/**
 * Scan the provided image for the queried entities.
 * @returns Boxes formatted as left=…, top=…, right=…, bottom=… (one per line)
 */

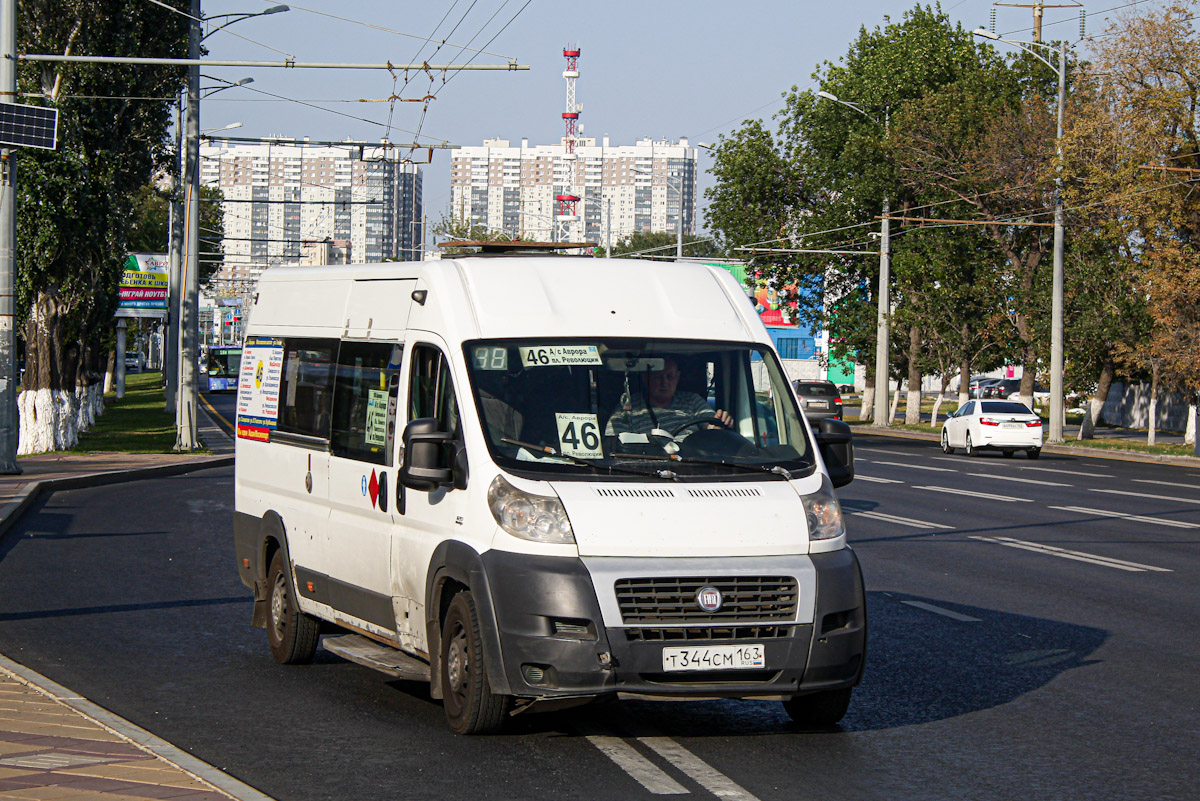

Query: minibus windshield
left=464, top=338, right=816, bottom=479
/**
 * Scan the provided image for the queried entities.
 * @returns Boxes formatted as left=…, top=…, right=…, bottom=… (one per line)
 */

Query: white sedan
left=941, top=399, right=1043, bottom=459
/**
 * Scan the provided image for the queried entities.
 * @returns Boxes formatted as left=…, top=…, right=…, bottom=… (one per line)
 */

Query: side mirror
left=398, top=418, right=455, bottom=491
left=814, top=418, right=854, bottom=488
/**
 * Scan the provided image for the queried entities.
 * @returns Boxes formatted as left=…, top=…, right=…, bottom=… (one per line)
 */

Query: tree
left=16, top=2, right=186, bottom=453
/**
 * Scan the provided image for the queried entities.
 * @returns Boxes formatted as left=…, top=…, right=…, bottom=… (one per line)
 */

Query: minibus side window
left=277, top=338, right=337, bottom=439
left=330, top=342, right=401, bottom=465
left=409, top=344, right=460, bottom=464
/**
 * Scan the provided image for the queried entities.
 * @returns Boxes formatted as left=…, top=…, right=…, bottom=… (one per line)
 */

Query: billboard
left=117, top=253, right=169, bottom=318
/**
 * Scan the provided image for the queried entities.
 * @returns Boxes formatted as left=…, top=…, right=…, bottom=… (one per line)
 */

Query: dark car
left=983, top=378, right=1022, bottom=398
left=969, top=377, right=1002, bottom=398
left=792, top=379, right=843, bottom=421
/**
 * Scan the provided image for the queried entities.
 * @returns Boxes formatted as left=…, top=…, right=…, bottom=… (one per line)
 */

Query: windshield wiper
left=612, top=452, right=795, bottom=479
left=499, top=438, right=675, bottom=479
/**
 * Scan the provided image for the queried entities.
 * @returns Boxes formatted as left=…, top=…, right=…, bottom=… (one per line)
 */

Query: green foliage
left=16, top=1, right=187, bottom=386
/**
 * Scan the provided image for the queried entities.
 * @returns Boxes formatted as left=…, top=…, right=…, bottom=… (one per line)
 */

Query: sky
left=195, top=0, right=1140, bottom=242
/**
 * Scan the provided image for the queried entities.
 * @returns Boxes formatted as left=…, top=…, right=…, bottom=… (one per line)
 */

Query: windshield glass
left=208, top=348, right=242, bottom=378
left=463, top=338, right=816, bottom=479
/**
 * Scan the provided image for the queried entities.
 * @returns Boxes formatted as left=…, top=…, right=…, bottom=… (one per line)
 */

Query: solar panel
left=0, top=102, right=58, bottom=150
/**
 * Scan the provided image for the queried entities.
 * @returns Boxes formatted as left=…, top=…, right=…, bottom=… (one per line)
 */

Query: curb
left=850, top=425, right=1200, bottom=467
left=0, top=653, right=275, bottom=801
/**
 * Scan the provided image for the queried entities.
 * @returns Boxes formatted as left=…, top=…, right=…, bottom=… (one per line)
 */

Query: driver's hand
left=709, top=409, right=733, bottom=428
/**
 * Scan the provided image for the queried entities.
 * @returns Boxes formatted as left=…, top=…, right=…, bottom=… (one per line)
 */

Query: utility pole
left=1048, top=40, right=1066, bottom=443
left=175, top=0, right=200, bottom=451
left=165, top=94, right=182, bottom=413
left=0, top=0, right=20, bottom=473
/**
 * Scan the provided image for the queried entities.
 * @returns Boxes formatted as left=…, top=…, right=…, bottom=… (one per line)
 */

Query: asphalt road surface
left=0, top=435, right=1195, bottom=800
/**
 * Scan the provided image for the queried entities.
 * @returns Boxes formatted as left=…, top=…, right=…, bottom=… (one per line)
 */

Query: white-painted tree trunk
left=75, top=385, right=103, bottom=432
left=1185, top=404, right=1195, bottom=446
left=860, top=387, right=875, bottom=422
left=905, top=388, right=922, bottom=425
left=1079, top=395, right=1103, bottom=440
left=931, top=393, right=944, bottom=424
left=17, top=388, right=81, bottom=455
left=889, top=386, right=901, bottom=424
left=1147, top=394, right=1158, bottom=446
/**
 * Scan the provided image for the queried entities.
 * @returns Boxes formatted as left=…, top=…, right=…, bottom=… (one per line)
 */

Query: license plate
left=1002, top=422, right=1023, bottom=429
left=807, top=400, right=828, bottom=409
left=662, top=644, right=765, bottom=671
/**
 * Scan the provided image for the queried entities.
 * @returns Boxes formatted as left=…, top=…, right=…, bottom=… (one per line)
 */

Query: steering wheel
left=669, top=415, right=733, bottom=436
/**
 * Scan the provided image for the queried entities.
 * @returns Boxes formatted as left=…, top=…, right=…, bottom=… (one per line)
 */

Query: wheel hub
left=271, top=576, right=286, bottom=636
left=447, top=633, right=466, bottom=689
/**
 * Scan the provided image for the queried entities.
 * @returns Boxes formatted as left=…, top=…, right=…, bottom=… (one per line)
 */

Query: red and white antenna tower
left=556, top=46, right=581, bottom=232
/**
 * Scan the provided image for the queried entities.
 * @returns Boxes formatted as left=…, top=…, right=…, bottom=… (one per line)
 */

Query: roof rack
left=437, top=239, right=597, bottom=255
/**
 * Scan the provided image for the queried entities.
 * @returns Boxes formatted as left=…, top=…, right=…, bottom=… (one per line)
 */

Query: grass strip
left=68, top=371, right=196, bottom=454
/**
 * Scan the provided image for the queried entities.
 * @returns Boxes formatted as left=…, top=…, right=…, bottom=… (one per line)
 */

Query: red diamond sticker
left=368, top=469, right=379, bottom=508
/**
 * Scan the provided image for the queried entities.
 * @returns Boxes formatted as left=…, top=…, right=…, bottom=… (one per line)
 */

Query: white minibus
left=233, top=254, right=865, bottom=734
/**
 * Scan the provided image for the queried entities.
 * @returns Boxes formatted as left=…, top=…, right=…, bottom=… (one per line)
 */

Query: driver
left=605, top=356, right=733, bottom=438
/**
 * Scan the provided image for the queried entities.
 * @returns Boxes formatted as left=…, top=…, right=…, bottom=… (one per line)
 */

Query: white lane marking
left=901, top=600, right=981, bottom=622
left=966, top=472, right=1071, bottom=487
left=857, top=448, right=915, bottom=456
left=1050, top=506, right=1200, bottom=529
left=851, top=510, right=954, bottom=529
left=914, top=485, right=1033, bottom=503
left=871, top=460, right=955, bottom=472
left=639, top=737, right=761, bottom=801
left=970, top=535, right=1172, bottom=572
left=585, top=736, right=688, bottom=795
left=1133, top=479, right=1200, bottom=490
left=853, top=475, right=904, bottom=484
left=1091, top=488, right=1200, bottom=505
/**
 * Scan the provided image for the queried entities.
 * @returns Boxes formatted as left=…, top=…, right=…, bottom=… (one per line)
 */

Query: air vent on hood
left=593, top=488, right=677, bottom=499
left=686, top=488, right=764, bottom=498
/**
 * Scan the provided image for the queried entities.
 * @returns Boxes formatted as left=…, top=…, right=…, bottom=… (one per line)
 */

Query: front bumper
left=479, top=548, right=866, bottom=701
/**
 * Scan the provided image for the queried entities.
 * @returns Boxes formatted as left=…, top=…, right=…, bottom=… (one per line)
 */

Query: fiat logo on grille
left=696, top=586, right=723, bottom=613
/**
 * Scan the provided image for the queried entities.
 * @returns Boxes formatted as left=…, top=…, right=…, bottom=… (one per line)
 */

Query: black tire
left=965, top=432, right=976, bottom=456
left=1001, top=449, right=1014, bottom=458
left=1027, top=447, right=1041, bottom=460
left=266, top=550, right=320, bottom=665
left=782, top=688, right=853, bottom=728
left=441, top=592, right=511, bottom=734
left=940, top=430, right=952, bottom=454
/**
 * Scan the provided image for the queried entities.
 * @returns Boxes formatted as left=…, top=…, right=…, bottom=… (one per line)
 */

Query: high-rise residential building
left=199, top=141, right=423, bottom=289
left=449, top=136, right=697, bottom=246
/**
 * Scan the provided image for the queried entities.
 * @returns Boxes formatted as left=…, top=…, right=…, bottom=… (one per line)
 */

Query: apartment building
left=449, top=136, right=697, bottom=245
left=199, top=140, right=423, bottom=288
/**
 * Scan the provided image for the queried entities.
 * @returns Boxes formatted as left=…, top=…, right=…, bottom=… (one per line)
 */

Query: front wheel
left=266, top=550, right=320, bottom=665
left=1027, top=447, right=1041, bottom=460
left=940, top=430, right=953, bottom=454
left=441, top=592, right=511, bottom=734
left=782, top=688, right=853, bottom=728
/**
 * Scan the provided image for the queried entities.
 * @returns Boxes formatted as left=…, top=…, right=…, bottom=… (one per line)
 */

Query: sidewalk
left=0, top=406, right=270, bottom=801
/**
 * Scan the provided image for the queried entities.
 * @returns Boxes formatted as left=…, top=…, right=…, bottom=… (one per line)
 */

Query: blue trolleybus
left=206, top=346, right=243, bottom=392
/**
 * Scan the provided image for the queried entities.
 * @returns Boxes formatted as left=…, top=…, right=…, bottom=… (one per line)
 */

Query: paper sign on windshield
left=555, top=413, right=603, bottom=459
left=519, top=345, right=602, bottom=367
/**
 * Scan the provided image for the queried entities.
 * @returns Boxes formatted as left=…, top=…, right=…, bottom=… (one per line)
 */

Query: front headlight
left=803, top=475, right=845, bottom=541
left=487, top=475, right=576, bottom=545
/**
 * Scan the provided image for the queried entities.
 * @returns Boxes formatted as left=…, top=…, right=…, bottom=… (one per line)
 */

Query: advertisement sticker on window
left=237, top=336, right=284, bottom=441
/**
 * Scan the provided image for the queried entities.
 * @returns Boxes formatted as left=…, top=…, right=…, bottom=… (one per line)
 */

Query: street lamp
left=974, top=28, right=1068, bottom=444
left=816, top=90, right=892, bottom=426
left=632, top=167, right=685, bottom=259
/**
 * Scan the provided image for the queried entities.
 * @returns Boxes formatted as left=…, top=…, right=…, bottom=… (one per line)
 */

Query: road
left=0, top=415, right=1195, bottom=800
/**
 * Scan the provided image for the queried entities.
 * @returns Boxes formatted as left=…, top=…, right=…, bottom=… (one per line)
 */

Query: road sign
left=0, top=102, right=58, bottom=150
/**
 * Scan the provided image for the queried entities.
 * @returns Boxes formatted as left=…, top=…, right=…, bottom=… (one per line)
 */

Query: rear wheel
left=1001, top=449, right=1014, bottom=458
left=1027, top=448, right=1041, bottom=460
left=266, top=550, right=319, bottom=665
left=941, top=430, right=953, bottom=454
left=782, top=688, right=853, bottom=728
left=441, top=592, right=511, bottom=734
left=965, top=432, right=976, bottom=456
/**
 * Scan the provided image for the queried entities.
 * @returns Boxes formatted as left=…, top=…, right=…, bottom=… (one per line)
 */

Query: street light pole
left=0, top=0, right=18, bottom=472
left=175, top=0, right=200, bottom=451
left=974, top=29, right=1068, bottom=443
left=816, top=91, right=892, bottom=426
left=633, top=167, right=685, bottom=260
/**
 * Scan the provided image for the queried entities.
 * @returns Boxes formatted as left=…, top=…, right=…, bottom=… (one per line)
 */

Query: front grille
left=624, top=625, right=793, bottom=642
left=638, top=670, right=780, bottom=685
left=614, top=576, right=798, bottom=625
